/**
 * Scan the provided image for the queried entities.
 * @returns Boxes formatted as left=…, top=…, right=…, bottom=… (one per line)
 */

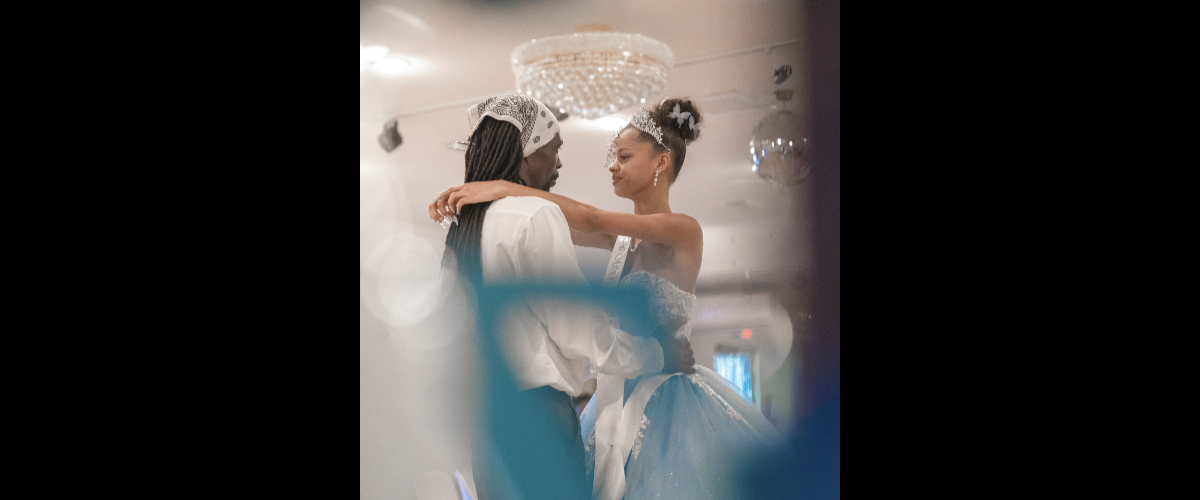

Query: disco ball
left=749, top=108, right=810, bottom=186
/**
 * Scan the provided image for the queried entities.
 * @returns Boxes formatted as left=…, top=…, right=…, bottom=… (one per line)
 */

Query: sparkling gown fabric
left=581, top=270, right=785, bottom=500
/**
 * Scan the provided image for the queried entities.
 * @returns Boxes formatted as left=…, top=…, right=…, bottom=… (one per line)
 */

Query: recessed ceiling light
left=373, top=57, right=411, bottom=74
left=360, top=45, right=389, bottom=64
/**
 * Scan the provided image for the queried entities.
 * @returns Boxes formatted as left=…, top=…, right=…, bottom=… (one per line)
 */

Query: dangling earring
left=654, top=169, right=660, bottom=186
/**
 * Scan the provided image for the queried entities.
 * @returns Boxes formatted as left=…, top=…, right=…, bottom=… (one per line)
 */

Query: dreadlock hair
left=443, top=116, right=526, bottom=285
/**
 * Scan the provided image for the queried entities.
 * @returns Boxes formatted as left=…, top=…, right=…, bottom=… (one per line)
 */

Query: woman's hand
left=427, top=180, right=516, bottom=223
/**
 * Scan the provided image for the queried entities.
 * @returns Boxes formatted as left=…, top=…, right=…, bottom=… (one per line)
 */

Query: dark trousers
left=472, top=385, right=590, bottom=500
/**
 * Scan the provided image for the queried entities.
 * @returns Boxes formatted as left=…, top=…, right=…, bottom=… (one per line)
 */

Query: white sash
left=592, top=235, right=630, bottom=500
left=591, top=236, right=682, bottom=500
left=602, top=236, right=632, bottom=288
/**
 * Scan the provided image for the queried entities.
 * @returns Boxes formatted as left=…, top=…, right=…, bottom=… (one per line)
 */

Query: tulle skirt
left=581, top=366, right=785, bottom=500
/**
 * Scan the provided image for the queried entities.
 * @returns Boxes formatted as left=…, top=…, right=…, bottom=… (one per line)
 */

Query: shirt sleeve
left=517, top=202, right=665, bottom=378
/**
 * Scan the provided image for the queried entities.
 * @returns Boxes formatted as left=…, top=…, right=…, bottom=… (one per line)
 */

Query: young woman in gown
left=430, top=98, right=783, bottom=500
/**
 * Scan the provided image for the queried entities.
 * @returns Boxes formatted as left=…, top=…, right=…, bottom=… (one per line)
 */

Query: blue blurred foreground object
left=471, top=283, right=660, bottom=500
left=734, top=394, right=839, bottom=499
left=735, top=0, right=842, bottom=495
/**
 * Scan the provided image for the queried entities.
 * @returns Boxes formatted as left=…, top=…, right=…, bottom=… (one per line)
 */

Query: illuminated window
left=713, top=350, right=754, bottom=403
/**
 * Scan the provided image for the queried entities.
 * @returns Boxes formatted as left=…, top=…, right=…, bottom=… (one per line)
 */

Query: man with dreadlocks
left=438, top=95, right=694, bottom=500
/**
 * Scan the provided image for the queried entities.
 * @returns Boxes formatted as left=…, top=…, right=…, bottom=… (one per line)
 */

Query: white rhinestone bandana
left=466, top=94, right=561, bottom=158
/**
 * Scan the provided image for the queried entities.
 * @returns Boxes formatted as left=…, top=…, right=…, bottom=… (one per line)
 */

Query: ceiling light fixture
left=372, top=57, right=411, bottom=74
left=360, top=45, right=390, bottom=64
left=512, top=27, right=673, bottom=119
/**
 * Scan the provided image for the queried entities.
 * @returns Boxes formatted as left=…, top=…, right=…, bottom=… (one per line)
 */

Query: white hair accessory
left=667, top=102, right=703, bottom=131
left=668, top=103, right=690, bottom=126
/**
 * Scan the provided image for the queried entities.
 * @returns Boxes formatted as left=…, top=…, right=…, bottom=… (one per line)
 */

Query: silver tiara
left=605, top=107, right=671, bottom=168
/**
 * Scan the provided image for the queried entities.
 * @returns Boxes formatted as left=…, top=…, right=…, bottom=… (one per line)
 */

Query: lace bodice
left=618, top=270, right=696, bottom=340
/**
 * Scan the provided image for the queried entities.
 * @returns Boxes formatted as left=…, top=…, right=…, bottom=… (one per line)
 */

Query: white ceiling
left=360, top=0, right=814, bottom=291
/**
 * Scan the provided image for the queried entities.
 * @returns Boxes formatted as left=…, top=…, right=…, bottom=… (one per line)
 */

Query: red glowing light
left=741, top=329, right=752, bottom=339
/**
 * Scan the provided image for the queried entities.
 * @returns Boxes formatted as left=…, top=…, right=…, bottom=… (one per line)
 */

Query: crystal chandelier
left=511, top=30, right=674, bottom=119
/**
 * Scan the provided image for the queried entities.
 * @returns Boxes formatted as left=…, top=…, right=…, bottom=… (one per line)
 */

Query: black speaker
left=378, top=119, right=402, bottom=152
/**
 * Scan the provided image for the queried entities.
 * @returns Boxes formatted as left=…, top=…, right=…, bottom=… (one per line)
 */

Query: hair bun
left=650, top=97, right=703, bottom=144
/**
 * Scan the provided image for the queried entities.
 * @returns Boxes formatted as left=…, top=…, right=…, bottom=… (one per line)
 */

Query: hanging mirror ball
left=749, top=109, right=810, bottom=186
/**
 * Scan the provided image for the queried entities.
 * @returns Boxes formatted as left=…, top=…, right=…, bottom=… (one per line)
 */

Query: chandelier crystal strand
left=512, top=32, right=674, bottom=119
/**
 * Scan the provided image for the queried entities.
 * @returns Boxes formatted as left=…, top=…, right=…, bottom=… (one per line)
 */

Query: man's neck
left=516, top=176, right=549, bottom=192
